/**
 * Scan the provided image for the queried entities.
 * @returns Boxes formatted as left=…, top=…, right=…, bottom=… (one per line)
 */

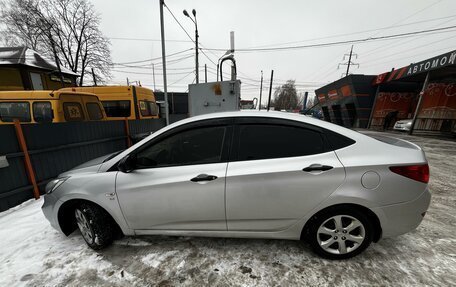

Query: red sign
left=372, top=72, right=388, bottom=85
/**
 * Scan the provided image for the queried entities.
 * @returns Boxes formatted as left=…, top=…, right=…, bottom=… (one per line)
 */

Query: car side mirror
left=118, top=154, right=136, bottom=173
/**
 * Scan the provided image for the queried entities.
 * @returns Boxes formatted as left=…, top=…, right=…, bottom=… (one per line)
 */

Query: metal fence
left=0, top=118, right=175, bottom=212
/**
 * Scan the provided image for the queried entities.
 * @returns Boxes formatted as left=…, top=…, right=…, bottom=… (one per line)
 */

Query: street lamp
left=183, top=8, right=199, bottom=84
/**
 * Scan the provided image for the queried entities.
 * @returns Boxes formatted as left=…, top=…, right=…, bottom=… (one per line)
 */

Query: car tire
left=308, top=207, right=373, bottom=259
left=74, top=203, right=114, bottom=250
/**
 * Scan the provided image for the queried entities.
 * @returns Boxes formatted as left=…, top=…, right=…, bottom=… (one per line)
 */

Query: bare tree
left=0, top=0, right=111, bottom=85
left=271, top=80, right=299, bottom=110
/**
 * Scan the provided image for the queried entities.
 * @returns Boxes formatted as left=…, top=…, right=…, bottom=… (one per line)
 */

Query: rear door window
left=236, top=124, right=325, bottom=161
left=102, top=100, right=131, bottom=117
left=0, top=102, right=31, bottom=122
left=86, top=103, right=103, bottom=120
left=33, top=102, right=53, bottom=123
left=63, top=102, right=85, bottom=121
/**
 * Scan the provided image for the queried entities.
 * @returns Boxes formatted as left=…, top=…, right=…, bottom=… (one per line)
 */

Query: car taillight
left=389, top=164, right=429, bottom=183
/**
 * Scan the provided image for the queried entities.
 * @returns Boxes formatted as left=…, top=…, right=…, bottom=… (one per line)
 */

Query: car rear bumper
left=372, top=188, right=431, bottom=238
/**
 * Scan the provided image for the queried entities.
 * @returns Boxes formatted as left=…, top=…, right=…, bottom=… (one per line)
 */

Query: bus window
left=0, top=102, right=31, bottom=122
left=86, top=103, right=103, bottom=120
left=63, top=102, right=85, bottom=121
left=139, top=100, right=150, bottom=116
left=149, top=102, right=159, bottom=116
left=102, top=100, right=131, bottom=117
left=33, top=102, right=53, bottom=123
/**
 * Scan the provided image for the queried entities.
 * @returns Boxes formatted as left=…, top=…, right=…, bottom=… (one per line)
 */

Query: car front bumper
left=372, top=188, right=431, bottom=238
left=393, top=124, right=411, bottom=131
left=41, top=193, right=63, bottom=232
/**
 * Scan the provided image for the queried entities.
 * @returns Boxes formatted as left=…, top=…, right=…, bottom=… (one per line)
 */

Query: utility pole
left=267, top=70, right=274, bottom=111
left=303, top=91, right=309, bottom=110
left=160, top=0, right=170, bottom=125
left=195, top=14, right=199, bottom=84
left=259, top=70, right=263, bottom=110
left=409, top=71, right=430, bottom=135
left=205, top=64, right=207, bottom=83
left=126, top=77, right=130, bottom=86
left=338, top=45, right=359, bottom=77
left=183, top=9, right=199, bottom=84
left=152, top=63, right=156, bottom=91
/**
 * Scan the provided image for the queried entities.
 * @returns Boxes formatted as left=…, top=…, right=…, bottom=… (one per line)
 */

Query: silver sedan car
left=42, top=111, right=431, bottom=259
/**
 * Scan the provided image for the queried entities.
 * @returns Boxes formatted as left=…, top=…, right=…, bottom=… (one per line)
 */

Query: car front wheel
left=74, top=203, right=114, bottom=250
left=309, top=207, right=373, bottom=259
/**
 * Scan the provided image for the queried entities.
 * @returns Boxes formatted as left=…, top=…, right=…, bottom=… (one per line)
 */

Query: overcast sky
left=91, top=0, right=456, bottom=104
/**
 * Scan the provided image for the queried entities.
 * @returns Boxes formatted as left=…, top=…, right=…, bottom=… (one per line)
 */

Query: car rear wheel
left=74, top=203, right=114, bottom=250
left=308, top=207, right=373, bottom=259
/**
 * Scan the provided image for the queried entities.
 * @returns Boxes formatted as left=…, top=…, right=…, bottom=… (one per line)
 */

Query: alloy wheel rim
left=75, top=209, right=94, bottom=244
left=316, top=215, right=365, bottom=255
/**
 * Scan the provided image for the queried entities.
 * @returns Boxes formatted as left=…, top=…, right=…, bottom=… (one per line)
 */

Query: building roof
left=0, top=46, right=79, bottom=76
left=373, top=49, right=456, bottom=85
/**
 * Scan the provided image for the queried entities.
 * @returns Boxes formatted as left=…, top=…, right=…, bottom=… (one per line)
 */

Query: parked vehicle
left=0, top=90, right=106, bottom=124
left=393, top=119, right=413, bottom=132
left=61, top=86, right=159, bottom=120
left=42, top=111, right=431, bottom=259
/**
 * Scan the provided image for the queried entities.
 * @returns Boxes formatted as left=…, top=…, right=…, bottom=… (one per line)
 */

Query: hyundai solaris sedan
left=42, top=111, right=431, bottom=259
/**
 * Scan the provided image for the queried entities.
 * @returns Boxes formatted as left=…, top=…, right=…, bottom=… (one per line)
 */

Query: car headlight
left=45, top=177, right=70, bottom=194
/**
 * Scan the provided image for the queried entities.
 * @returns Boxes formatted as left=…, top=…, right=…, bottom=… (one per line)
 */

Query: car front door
left=225, top=118, right=346, bottom=231
left=116, top=119, right=233, bottom=231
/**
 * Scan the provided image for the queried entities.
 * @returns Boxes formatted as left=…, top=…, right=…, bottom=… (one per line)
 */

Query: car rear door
left=225, top=117, right=346, bottom=231
left=115, top=118, right=233, bottom=231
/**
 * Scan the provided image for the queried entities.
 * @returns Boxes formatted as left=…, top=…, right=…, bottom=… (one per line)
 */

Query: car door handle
left=191, top=174, right=218, bottom=182
left=302, top=164, right=333, bottom=172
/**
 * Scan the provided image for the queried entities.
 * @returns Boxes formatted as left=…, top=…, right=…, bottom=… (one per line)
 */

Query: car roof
left=170, top=111, right=362, bottom=139
left=0, top=90, right=98, bottom=100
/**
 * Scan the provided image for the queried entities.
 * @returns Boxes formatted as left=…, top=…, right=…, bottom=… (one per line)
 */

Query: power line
left=112, top=69, right=198, bottom=76
left=361, top=44, right=456, bottom=70
left=163, top=2, right=218, bottom=68
left=113, top=53, right=194, bottom=68
left=113, top=48, right=192, bottom=65
left=168, top=71, right=195, bottom=86
left=200, top=25, right=456, bottom=52
left=248, top=13, right=455, bottom=49
left=108, top=37, right=192, bottom=43
left=361, top=17, right=456, bottom=60
left=361, top=34, right=456, bottom=67
left=371, top=0, right=443, bottom=37
left=163, top=2, right=195, bottom=44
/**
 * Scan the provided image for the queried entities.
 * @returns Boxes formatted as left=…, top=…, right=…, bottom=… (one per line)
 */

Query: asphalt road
left=1, top=131, right=455, bottom=286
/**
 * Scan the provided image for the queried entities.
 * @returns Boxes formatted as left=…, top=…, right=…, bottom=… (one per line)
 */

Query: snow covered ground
left=1, top=131, right=456, bottom=286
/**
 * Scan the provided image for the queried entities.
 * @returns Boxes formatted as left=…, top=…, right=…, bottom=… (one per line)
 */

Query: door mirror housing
left=118, top=154, right=136, bottom=173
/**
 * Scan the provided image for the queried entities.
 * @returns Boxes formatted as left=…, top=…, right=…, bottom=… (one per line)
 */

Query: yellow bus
left=0, top=90, right=106, bottom=124
left=61, top=86, right=159, bottom=120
